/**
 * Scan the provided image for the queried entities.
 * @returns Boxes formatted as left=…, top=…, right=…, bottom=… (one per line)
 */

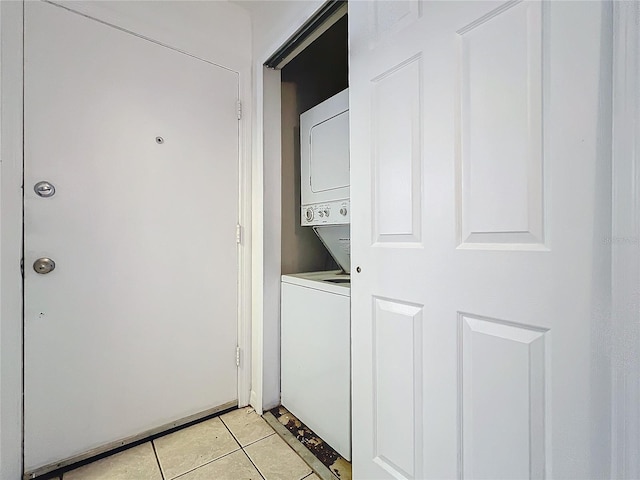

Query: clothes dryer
left=300, top=88, right=350, bottom=227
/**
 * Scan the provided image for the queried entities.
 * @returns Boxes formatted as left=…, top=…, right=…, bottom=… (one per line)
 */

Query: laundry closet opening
left=272, top=9, right=352, bottom=476
left=280, top=14, right=348, bottom=275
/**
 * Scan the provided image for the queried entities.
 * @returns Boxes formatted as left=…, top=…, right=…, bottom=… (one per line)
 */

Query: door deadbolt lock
left=33, top=258, right=55, bottom=274
left=34, top=181, right=56, bottom=198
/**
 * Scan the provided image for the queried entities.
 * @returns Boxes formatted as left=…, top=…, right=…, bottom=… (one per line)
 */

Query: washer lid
left=313, top=225, right=351, bottom=274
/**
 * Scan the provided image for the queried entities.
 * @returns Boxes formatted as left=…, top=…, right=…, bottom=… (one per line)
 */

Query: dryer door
left=310, top=110, right=350, bottom=193
left=301, top=89, right=350, bottom=207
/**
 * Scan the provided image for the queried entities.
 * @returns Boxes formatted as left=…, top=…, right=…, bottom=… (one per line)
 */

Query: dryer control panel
left=301, top=200, right=350, bottom=226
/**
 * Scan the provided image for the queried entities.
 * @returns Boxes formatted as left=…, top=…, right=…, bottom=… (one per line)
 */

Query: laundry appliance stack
left=280, top=88, right=351, bottom=460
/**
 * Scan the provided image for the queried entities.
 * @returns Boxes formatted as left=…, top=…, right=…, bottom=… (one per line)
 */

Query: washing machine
left=280, top=269, right=351, bottom=460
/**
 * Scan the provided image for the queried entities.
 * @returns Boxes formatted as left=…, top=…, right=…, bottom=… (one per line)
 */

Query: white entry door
left=350, top=1, right=610, bottom=479
left=24, top=1, right=239, bottom=472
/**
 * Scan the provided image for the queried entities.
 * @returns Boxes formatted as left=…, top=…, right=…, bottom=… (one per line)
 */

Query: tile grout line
left=219, top=415, right=243, bottom=447
left=167, top=415, right=244, bottom=480
left=169, top=447, right=244, bottom=480
left=146, top=411, right=273, bottom=480
left=219, top=414, right=267, bottom=480
left=219, top=409, right=276, bottom=449
left=218, top=415, right=243, bottom=453
left=221, top=409, right=315, bottom=480
left=241, top=431, right=276, bottom=449
left=240, top=446, right=267, bottom=480
left=150, top=441, right=166, bottom=480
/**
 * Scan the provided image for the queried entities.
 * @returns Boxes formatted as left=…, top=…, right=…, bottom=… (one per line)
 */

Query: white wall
left=0, top=2, right=251, bottom=477
left=242, top=0, right=324, bottom=413
left=55, top=1, right=251, bottom=71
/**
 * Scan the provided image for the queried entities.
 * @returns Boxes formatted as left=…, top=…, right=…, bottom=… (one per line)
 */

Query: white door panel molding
left=350, top=1, right=613, bottom=478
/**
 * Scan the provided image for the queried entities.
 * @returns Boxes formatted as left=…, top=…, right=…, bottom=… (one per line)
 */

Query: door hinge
left=236, top=346, right=241, bottom=367
left=236, top=99, right=242, bottom=120
left=236, top=224, right=242, bottom=244
left=20, top=258, right=24, bottom=278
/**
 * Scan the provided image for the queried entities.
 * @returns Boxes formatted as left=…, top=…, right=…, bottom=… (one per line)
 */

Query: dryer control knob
left=305, top=208, right=314, bottom=222
left=340, top=207, right=347, bottom=216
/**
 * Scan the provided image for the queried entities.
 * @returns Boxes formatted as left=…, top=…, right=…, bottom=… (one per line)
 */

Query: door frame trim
left=0, top=2, right=25, bottom=479
left=0, top=2, right=253, bottom=477
left=611, top=2, right=640, bottom=478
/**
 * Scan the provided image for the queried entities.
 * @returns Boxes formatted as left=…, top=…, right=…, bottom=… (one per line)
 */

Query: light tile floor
left=56, top=408, right=320, bottom=480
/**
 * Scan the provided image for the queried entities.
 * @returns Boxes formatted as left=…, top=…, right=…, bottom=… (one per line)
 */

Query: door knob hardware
left=34, top=181, right=56, bottom=198
left=33, top=258, right=56, bottom=274
left=356, top=266, right=361, bottom=273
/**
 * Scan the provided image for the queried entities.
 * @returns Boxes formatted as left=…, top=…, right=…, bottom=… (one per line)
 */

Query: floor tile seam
left=219, top=413, right=245, bottom=450
left=241, top=445, right=270, bottom=480
left=236, top=448, right=267, bottom=480
left=151, top=440, right=167, bottom=480
left=157, top=418, right=242, bottom=480
left=239, top=430, right=276, bottom=449
left=236, top=432, right=281, bottom=480
left=243, top=429, right=314, bottom=480
left=220, top=411, right=276, bottom=448
left=167, top=445, right=246, bottom=480
left=299, top=472, right=317, bottom=480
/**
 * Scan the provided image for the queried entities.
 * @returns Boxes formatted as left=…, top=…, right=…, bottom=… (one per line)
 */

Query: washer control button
left=340, top=207, right=347, bottom=216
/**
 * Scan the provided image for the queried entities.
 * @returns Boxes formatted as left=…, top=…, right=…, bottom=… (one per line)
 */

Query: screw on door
left=33, top=258, right=56, bottom=274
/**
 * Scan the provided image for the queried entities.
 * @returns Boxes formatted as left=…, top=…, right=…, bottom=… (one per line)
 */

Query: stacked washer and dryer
left=280, top=89, right=351, bottom=460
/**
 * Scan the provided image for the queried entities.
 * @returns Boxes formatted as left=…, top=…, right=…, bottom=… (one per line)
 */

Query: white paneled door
left=350, top=1, right=610, bottom=479
left=24, top=2, right=239, bottom=472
